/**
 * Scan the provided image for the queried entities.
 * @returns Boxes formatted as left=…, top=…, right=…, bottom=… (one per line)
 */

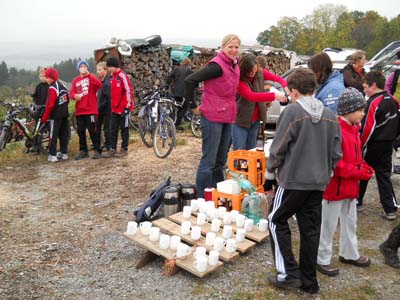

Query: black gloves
left=263, top=179, right=277, bottom=192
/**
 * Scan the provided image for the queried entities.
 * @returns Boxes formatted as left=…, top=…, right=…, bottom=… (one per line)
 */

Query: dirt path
left=0, top=132, right=399, bottom=300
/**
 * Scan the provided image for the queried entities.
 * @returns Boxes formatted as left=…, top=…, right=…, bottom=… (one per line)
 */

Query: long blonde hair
left=221, top=34, right=241, bottom=48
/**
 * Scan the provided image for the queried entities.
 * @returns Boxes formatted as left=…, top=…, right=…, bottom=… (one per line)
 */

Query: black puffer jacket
left=342, top=64, right=365, bottom=94
left=97, top=75, right=111, bottom=114
left=167, top=65, right=193, bottom=97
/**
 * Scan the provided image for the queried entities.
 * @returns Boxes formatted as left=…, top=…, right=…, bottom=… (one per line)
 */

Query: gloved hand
left=263, top=179, right=277, bottom=192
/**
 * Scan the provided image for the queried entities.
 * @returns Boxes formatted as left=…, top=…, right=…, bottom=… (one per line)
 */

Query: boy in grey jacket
left=265, top=68, right=342, bottom=294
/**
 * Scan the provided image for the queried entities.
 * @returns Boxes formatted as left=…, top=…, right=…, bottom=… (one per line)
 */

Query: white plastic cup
left=159, top=234, right=170, bottom=249
left=230, top=210, right=240, bottom=222
left=217, top=206, right=227, bottom=219
left=205, top=232, right=216, bottom=246
left=176, top=243, right=191, bottom=258
left=213, top=237, right=226, bottom=251
left=170, top=235, right=181, bottom=250
left=207, top=208, right=219, bottom=221
left=222, top=225, right=233, bottom=239
left=183, top=206, right=192, bottom=219
left=139, top=221, right=152, bottom=235
left=226, top=238, right=237, bottom=253
left=194, top=246, right=207, bottom=259
left=190, top=199, right=199, bottom=212
left=149, top=227, right=160, bottom=241
left=193, top=255, right=208, bottom=272
left=191, top=226, right=202, bottom=240
left=236, top=228, right=246, bottom=242
left=223, top=212, right=232, bottom=225
left=197, top=212, right=207, bottom=226
left=181, top=221, right=191, bottom=235
left=211, top=219, right=222, bottom=233
left=236, top=214, right=246, bottom=228
left=244, top=219, right=254, bottom=232
left=208, top=250, right=219, bottom=266
left=258, top=219, right=269, bottom=232
left=126, top=221, right=138, bottom=235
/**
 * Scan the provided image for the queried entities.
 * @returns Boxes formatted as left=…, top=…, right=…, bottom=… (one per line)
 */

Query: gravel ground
left=0, top=131, right=399, bottom=300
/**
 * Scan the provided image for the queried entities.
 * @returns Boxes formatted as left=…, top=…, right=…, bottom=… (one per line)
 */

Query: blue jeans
left=232, top=122, right=260, bottom=150
left=196, top=116, right=232, bottom=198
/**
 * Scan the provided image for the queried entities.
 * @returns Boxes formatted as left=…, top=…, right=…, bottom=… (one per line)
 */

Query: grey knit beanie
left=337, top=87, right=366, bottom=115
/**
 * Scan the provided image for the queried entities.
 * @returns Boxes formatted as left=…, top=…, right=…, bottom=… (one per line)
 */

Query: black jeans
left=96, top=113, right=111, bottom=151
left=358, top=141, right=398, bottom=213
left=76, top=114, right=100, bottom=152
left=268, top=187, right=323, bottom=290
left=110, top=112, right=129, bottom=151
left=48, top=117, right=69, bottom=156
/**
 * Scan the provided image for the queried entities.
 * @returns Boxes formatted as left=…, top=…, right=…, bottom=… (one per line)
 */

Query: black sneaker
left=379, top=243, right=400, bottom=268
left=267, top=275, right=302, bottom=290
left=317, top=263, right=339, bottom=277
left=300, top=284, right=320, bottom=294
left=92, top=151, right=102, bottom=159
left=74, top=151, right=89, bottom=160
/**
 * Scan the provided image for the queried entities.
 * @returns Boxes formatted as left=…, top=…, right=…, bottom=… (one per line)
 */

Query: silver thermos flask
left=163, top=186, right=179, bottom=217
left=180, top=183, right=196, bottom=209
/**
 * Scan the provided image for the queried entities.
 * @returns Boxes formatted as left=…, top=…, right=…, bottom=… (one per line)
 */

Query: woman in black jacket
left=342, top=50, right=367, bottom=94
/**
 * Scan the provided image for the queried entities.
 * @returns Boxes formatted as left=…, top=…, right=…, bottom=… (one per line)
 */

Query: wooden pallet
left=152, top=218, right=240, bottom=262
left=124, top=230, right=223, bottom=278
left=166, top=213, right=256, bottom=254
left=189, top=211, right=269, bottom=243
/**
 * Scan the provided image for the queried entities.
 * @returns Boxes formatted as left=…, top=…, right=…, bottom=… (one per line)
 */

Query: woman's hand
left=275, top=92, right=288, bottom=103
left=192, top=106, right=202, bottom=115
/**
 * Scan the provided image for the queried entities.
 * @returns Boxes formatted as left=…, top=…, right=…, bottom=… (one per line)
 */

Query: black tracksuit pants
left=268, top=186, right=323, bottom=290
left=110, top=112, right=129, bottom=151
left=174, top=96, right=188, bottom=126
left=48, top=117, right=69, bottom=156
left=96, top=113, right=111, bottom=151
left=358, top=141, right=398, bottom=213
left=76, top=114, right=100, bottom=152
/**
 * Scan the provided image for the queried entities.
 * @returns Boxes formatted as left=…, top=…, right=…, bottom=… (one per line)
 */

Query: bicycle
left=0, top=101, right=50, bottom=155
left=137, top=88, right=176, bottom=158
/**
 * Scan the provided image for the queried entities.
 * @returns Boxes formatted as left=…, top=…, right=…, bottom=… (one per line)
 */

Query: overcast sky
left=0, top=0, right=398, bottom=69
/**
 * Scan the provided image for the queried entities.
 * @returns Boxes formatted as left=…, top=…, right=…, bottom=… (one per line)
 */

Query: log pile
left=257, top=52, right=291, bottom=76
left=121, top=47, right=173, bottom=91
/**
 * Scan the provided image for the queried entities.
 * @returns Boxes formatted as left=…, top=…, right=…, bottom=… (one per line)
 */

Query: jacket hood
left=297, top=96, right=325, bottom=123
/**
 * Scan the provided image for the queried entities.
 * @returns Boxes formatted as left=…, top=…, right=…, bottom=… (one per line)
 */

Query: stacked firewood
left=258, top=52, right=291, bottom=76
left=121, top=47, right=172, bottom=91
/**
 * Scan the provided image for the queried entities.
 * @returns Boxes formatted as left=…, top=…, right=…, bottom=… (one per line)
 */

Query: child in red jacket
left=317, top=87, right=374, bottom=276
left=103, top=56, right=134, bottom=157
left=70, top=60, right=102, bottom=160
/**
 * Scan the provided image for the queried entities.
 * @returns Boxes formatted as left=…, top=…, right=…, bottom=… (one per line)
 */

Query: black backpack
left=134, top=177, right=171, bottom=222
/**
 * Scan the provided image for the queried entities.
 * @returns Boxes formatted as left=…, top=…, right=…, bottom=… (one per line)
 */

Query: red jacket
left=70, top=73, right=102, bottom=116
left=323, top=117, right=374, bottom=201
left=109, top=69, right=134, bottom=114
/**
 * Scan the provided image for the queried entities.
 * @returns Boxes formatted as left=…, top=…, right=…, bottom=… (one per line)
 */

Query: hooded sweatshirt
left=267, top=96, right=342, bottom=191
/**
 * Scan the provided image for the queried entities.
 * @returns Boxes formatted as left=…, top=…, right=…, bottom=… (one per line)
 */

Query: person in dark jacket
left=342, top=51, right=367, bottom=94
left=317, top=88, right=373, bottom=277
left=42, top=68, right=70, bottom=163
left=96, top=62, right=111, bottom=153
left=357, top=71, right=400, bottom=219
left=166, top=58, right=193, bottom=131
left=233, top=53, right=288, bottom=150
left=308, top=52, right=345, bottom=114
left=32, top=67, right=49, bottom=106
left=264, top=69, right=342, bottom=295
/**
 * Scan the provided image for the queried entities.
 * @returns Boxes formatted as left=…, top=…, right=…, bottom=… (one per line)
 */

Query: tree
left=257, top=30, right=271, bottom=46
left=0, top=61, right=9, bottom=85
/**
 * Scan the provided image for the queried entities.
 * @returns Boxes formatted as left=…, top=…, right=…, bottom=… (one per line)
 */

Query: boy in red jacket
left=70, top=60, right=102, bottom=160
left=317, top=88, right=374, bottom=276
left=103, top=56, right=134, bottom=157
left=42, top=68, right=70, bottom=162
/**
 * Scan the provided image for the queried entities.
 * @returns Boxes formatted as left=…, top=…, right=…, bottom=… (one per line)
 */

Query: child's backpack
left=134, top=177, right=171, bottom=222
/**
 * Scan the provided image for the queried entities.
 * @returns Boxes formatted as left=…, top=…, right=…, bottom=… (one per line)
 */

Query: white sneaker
left=396, top=149, right=400, bottom=159
left=56, top=152, right=68, bottom=160
left=48, top=155, right=58, bottom=163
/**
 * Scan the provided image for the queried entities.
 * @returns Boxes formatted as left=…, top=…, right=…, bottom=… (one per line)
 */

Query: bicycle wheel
left=190, top=114, right=202, bottom=138
left=153, top=117, right=176, bottom=158
left=0, top=125, right=10, bottom=151
left=138, top=113, right=153, bottom=148
left=128, top=110, right=139, bottom=131
left=37, top=124, right=50, bottom=155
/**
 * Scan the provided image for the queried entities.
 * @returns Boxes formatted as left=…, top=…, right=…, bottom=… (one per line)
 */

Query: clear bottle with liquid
left=226, top=169, right=256, bottom=194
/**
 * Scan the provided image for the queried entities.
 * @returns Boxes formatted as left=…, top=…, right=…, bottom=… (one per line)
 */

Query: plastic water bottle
left=226, top=169, right=256, bottom=194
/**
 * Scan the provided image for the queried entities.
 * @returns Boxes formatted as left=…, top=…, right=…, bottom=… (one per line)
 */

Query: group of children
left=39, top=56, right=134, bottom=162
left=264, top=69, right=400, bottom=294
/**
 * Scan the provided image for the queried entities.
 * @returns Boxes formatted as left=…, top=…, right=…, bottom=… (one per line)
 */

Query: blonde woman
left=185, top=34, right=241, bottom=198
left=343, top=50, right=367, bottom=94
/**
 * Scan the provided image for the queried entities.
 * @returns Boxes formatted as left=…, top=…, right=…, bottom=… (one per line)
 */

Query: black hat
left=106, top=56, right=120, bottom=68
left=337, top=87, right=366, bottom=115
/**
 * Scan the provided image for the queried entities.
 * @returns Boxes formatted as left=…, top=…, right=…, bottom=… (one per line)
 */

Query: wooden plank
left=153, top=218, right=239, bottom=262
left=168, top=212, right=256, bottom=253
left=185, top=211, right=269, bottom=243
left=124, top=230, right=222, bottom=278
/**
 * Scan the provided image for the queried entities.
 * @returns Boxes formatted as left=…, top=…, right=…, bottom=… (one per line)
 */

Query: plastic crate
left=212, top=186, right=264, bottom=212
